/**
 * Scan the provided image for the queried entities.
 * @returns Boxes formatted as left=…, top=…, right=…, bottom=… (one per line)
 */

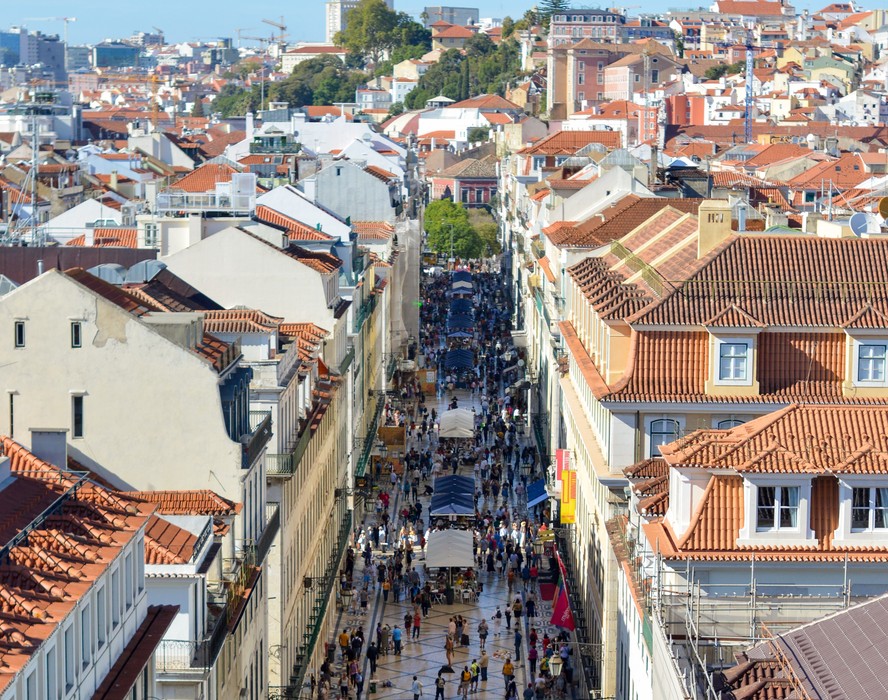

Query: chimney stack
left=29, top=429, right=68, bottom=469
left=697, top=199, right=733, bottom=258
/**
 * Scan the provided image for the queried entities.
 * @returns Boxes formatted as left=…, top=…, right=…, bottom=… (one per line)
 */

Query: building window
left=46, top=646, right=58, bottom=700
left=144, top=223, right=158, bottom=247
left=717, top=418, right=745, bottom=429
left=718, top=342, right=749, bottom=382
left=96, top=586, right=107, bottom=648
left=72, top=395, right=84, bottom=438
left=26, top=671, right=37, bottom=700
left=858, top=344, right=887, bottom=383
left=125, top=552, right=134, bottom=609
left=578, top=61, right=584, bottom=72
left=111, top=569, right=121, bottom=628
left=851, top=487, right=888, bottom=531
left=651, top=69, right=659, bottom=82
left=14, top=320, right=24, bottom=347
left=81, top=605, right=92, bottom=667
left=64, top=625, right=75, bottom=691
left=578, top=73, right=585, bottom=84
left=71, top=321, right=82, bottom=348
left=650, top=418, right=680, bottom=457
left=756, top=486, right=799, bottom=530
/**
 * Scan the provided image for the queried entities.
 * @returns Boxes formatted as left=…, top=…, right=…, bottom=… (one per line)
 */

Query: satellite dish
left=849, top=212, right=868, bottom=237
left=879, top=197, right=888, bottom=220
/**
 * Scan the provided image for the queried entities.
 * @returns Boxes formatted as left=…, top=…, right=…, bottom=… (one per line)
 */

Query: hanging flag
left=550, top=577, right=576, bottom=631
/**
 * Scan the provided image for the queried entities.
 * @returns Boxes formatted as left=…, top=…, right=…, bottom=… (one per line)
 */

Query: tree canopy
left=425, top=200, right=487, bottom=259
left=334, top=0, right=430, bottom=66
left=212, top=56, right=368, bottom=116
left=403, top=38, right=522, bottom=110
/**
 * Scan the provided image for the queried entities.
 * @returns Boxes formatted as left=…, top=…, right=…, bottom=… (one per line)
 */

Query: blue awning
left=452, top=270, right=472, bottom=283
left=450, top=298, right=473, bottom=314
left=444, top=349, right=474, bottom=369
left=527, top=479, right=549, bottom=508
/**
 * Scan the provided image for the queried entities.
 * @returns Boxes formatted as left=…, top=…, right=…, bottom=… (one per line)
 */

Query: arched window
left=650, top=419, right=680, bottom=457
left=717, top=419, right=745, bottom=430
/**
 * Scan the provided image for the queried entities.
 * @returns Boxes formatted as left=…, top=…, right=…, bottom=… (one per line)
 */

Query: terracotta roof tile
left=201, top=308, right=284, bottom=335
left=547, top=197, right=700, bottom=248
left=631, top=236, right=888, bottom=327
left=353, top=221, right=395, bottom=240
left=144, top=515, right=197, bottom=564
left=65, top=228, right=139, bottom=249
left=171, top=163, right=239, bottom=193
left=518, top=129, right=621, bottom=155
left=254, top=205, right=336, bottom=242
left=121, top=489, right=241, bottom=516
left=0, top=438, right=154, bottom=692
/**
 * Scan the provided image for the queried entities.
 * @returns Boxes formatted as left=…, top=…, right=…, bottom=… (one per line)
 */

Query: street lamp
left=340, top=587, right=354, bottom=612
left=550, top=656, right=563, bottom=678
left=532, top=539, right=544, bottom=557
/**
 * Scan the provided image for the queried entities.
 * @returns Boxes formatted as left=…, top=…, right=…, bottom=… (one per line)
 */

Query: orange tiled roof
left=122, top=489, right=241, bottom=516
left=0, top=437, right=155, bottom=690
left=518, top=129, right=621, bottom=155
left=65, top=228, right=139, bottom=248
left=171, top=163, right=239, bottom=193
left=547, top=197, right=700, bottom=248
left=353, top=221, right=395, bottom=240
left=364, top=165, right=398, bottom=182
left=202, top=308, right=284, bottom=334
left=254, top=204, right=336, bottom=242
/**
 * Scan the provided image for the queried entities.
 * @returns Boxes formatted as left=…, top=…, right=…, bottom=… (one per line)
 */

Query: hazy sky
left=9, top=0, right=845, bottom=46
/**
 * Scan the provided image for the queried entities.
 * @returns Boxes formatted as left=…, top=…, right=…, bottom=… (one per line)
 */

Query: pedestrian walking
left=392, top=625, right=403, bottom=655
left=514, top=629, right=522, bottom=663
left=366, top=642, right=378, bottom=674
left=528, top=644, right=538, bottom=676
left=434, top=674, right=446, bottom=700
left=413, top=611, right=422, bottom=639
left=355, top=671, right=365, bottom=699
left=477, top=619, right=489, bottom=649
left=412, top=676, right=424, bottom=700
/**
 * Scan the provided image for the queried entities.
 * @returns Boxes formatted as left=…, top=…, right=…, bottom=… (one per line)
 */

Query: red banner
left=550, top=579, right=576, bottom=631
left=555, top=449, right=571, bottom=482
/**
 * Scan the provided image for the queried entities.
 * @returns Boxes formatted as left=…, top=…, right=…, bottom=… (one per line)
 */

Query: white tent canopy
left=424, top=529, right=475, bottom=569
left=439, top=408, right=475, bottom=439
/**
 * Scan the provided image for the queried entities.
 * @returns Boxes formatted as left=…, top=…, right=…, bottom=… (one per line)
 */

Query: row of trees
left=425, top=200, right=500, bottom=259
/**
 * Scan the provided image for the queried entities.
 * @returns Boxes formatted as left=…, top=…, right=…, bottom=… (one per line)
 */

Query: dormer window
left=857, top=343, right=886, bottom=383
left=851, top=487, right=888, bottom=531
left=756, top=486, right=799, bottom=530
left=717, top=340, right=750, bottom=384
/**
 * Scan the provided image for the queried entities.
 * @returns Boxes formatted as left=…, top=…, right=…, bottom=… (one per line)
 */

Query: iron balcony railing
left=286, top=510, right=353, bottom=697
left=354, top=399, right=384, bottom=479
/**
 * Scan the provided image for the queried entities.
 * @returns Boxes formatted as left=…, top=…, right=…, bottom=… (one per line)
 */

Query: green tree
left=388, top=101, right=404, bottom=116
left=191, top=98, right=205, bottom=117
left=475, top=222, right=502, bottom=254
left=424, top=200, right=483, bottom=259
left=334, top=0, right=430, bottom=66
left=501, top=16, right=515, bottom=39
left=539, top=0, right=569, bottom=17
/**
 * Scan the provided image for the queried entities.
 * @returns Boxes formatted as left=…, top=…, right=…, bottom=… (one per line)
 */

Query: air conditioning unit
left=549, top=320, right=562, bottom=338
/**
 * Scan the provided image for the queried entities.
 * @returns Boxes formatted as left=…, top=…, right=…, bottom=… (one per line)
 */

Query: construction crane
left=24, top=17, right=76, bottom=47
left=262, top=16, right=288, bottom=43
left=236, top=28, right=256, bottom=48
left=712, top=27, right=764, bottom=144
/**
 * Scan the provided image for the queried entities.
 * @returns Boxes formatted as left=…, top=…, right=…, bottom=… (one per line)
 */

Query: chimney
left=29, top=428, right=68, bottom=469
left=697, top=199, right=733, bottom=258
left=246, top=111, right=255, bottom=136
left=110, top=170, right=119, bottom=190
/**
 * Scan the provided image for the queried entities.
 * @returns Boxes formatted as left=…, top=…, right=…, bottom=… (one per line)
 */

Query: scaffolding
left=612, top=511, right=857, bottom=699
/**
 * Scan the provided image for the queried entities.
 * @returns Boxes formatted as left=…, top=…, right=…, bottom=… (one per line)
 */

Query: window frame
left=856, top=342, right=887, bottom=385
left=756, top=485, right=800, bottom=531
left=14, top=320, right=25, bottom=348
left=72, top=395, right=85, bottom=439
left=71, top=321, right=82, bottom=349
left=649, top=418, right=681, bottom=457
left=851, top=486, right=888, bottom=531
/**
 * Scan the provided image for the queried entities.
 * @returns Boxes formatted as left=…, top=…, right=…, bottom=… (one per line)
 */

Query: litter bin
left=445, top=587, right=455, bottom=605
left=369, top=680, right=377, bottom=694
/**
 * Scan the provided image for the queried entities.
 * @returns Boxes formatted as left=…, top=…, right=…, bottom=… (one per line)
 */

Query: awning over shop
left=447, top=331, right=473, bottom=338
left=527, top=479, right=549, bottom=508
left=450, top=298, right=473, bottom=314
left=451, top=280, right=473, bottom=291
left=424, top=529, right=475, bottom=569
left=447, top=314, right=474, bottom=330
left=444, top=349, right=474, bottom=370
left=452, top=270, right=473, bottom=283
left=429, top=491, right=475, bottom=516
left=434, top=475, right=475, bottom=494
left=439, top=408, right=475, bottom=438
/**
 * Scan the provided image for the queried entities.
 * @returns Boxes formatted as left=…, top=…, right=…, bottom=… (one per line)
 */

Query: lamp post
left=340, top=587, right=354, bottom=612
left=550, top=655, right=563, bottom=678
left=532, top=539, right=544, bottom=558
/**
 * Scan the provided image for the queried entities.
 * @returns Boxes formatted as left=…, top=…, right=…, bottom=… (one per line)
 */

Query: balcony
left=242, top=411, right=272, bottom=469
left=266, top=453, right=294, bottom=477
left=248, top=142, right=302, bottom=154
left=339, top=345, right=356, bottom=374
left=155, top=190, right=256, bottom=215
left=155, top=593, right=230, bottom=675
left=355, top=399, right=384, bottom=479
